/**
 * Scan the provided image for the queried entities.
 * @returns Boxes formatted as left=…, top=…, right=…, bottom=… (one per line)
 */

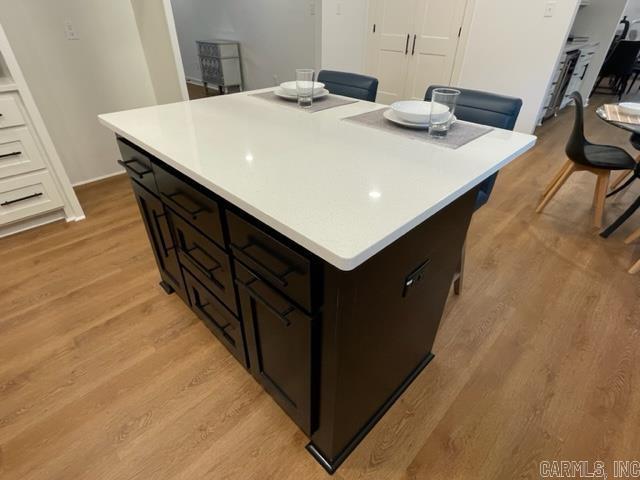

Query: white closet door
left=365, top=0, right=418, bottom=104
left=404, top=0, right=468, bottom=100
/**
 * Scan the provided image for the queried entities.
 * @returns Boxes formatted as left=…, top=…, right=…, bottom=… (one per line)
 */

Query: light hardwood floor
left=1, top=96, right=640, bottom=480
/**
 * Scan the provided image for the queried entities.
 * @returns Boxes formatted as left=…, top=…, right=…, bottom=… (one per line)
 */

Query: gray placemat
left=343, top=108, right=493, bottom=149
left=250, top=91, right=358, bottom=113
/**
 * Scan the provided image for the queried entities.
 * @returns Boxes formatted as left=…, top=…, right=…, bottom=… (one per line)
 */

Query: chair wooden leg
left=542, top=161, right=571, bottom=197
left=593, top=172, right=610, bottom=229
left=629, top=257, right=640, bottom=274
left=625, top=227, right=640, bottom=244
left=453, top=241, right=466, bottom=295
left=536, top=161, right=575, bottom=214
left=610, top=170, right=633, bottom=191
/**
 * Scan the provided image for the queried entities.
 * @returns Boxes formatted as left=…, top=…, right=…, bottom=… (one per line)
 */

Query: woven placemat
left=343, top=108, right=493, bottom=149
left=603, top=104, right=640, bottom=125
left=250, top=91, right=358, bottom=113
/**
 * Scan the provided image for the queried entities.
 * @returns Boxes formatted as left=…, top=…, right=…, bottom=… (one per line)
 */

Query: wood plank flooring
left=1, top=95, right=640, bottom=479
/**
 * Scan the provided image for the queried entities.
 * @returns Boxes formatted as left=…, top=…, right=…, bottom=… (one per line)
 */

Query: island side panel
left=310, top=188, right=477, bottom=470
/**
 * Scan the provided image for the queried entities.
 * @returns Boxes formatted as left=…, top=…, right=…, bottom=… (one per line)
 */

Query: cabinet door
left=404, top=0, right=468, bottom=100
left=130, top=180, right=187, bottom=303
left=235, top=262, right=314, bottom=435
left=365, top=0, right=418, bottom=104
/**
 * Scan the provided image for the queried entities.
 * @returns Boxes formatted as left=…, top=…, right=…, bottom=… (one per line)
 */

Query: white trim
left=72, top=169, right=126, bottom=187
left=162, top=0, right=189, bottom=101
left=0, top=209, right=66, bottom=238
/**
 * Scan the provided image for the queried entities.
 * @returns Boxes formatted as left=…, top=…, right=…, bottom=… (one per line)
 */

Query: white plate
left=274, top=87, right=330, bottom=101
left=618, top=102, right=640, bottom=116
left=279, top=81, right=325, bottom=96
left=383, top=109, right=456, bottom=129
left=390, top=100, right=449, bottom=124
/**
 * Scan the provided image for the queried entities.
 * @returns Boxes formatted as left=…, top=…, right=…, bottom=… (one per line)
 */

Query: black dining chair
left=592, top=40, right=640, bottom=100
left=425, top=85, right=523, bottom=295
left=536, top=91, right=638, bottom=228
left=609, top=132, right=640, bottom=192
left=317, top=70, right=379, bottom=102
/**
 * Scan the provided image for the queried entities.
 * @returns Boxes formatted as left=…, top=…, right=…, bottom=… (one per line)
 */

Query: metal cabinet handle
left=579, top=64, right=588, bottom=80
left=163, top=191, right=208, bottom=220
left=230, top=240, right=296, bottom=288
left=412, top=34, right=417, bottom=55
left=1, top=192, right=43, bottom=206
left=0, top=151, right=22, bottom=159
left=405, top=34, right=410, bottom=55
left=117, top=159, right=152, bottom=179
left=235, top=277, right=294, bottom=327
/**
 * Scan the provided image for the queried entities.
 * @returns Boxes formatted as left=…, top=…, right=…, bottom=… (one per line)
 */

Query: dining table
left=596, top=103, right=640, bottom=274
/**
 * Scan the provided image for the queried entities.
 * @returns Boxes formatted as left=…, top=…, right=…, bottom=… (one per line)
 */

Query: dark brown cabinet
left=130, top=180, right=187, bottom=303
left=115, top=135, right=477, bottom=475
left=235, top=262, right=314, bottom=435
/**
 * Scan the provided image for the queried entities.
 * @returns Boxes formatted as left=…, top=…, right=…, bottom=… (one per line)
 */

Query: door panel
left=130, top=180, right=187, bottom=303
left=404, top=0, right=467, bottom=100
left=365, top=0, right=417, bottom=104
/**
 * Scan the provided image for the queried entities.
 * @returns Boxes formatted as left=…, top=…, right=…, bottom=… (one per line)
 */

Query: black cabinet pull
left=184, top=242, right=225, bottom=290
left=411, top=34, right=417, bottom=55
left=163, top=191, right=208, bottom=220
left=579, top=64, right=588, bottom=80
left=230, top=240, right=296, bottom=288
left=236, top=277, right=293, bottom=327
left=117, top=159, right=152, bottom=179
left=0, top=151, right=22, bottom=159
left=1, top=192, right=43, bottom=206
left=405, top=34, right=410, bottom=55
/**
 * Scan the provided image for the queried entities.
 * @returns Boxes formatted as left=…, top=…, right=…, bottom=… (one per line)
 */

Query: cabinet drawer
left=153, top=162, right=225, bottom=247
left=0, top=93, right=25, bottom=129
left=236, top=262, right=313, bottom=434
left=0, top=127, right=46, bottom=178
left=171, top=211, right=238, bottom=314
left=117, top=138, right=158, bottom=193
left=0, top=171, right=63, bottom=225
left=185, top=269, right=247, bottom=367
left=227, top=211, right=314, bottom=312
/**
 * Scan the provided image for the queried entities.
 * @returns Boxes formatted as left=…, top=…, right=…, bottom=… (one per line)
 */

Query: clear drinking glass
left=296, top=69, right=315, bottom=108
left=429, top=88, right=460, bottom=138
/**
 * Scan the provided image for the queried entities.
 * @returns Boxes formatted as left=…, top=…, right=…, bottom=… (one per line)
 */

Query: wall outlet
left=64, top=20, right=79, bottom=40
left=310, top=1, right=316, bottom=16
left=273, top=74, right=279, bottom=86
left=336, top=2, right=342, bottom=15
left=544, top=1, right=557, bottom=18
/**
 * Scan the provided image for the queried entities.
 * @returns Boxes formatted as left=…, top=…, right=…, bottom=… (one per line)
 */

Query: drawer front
left=117, top=138, right=158, bottom=193
left=200, top=56, right=223, bottom=84
left=130, top=180, right=188, bottom=304
left=0, top=171, right=63, bottom=225
left=170, top=211, right=238, bottom=314
left=153, top=162, right=225, bottom=247
left=0, top=127, right=46, bottom=178
left=197, top=42, right=220, bottom=58
left=236, top=262, right=313, bottom=434
left=227, top=211, right=313, bottom=311
left=0, top=93, right=25, bottom=129
left=184, top=269, right=247, bottom=367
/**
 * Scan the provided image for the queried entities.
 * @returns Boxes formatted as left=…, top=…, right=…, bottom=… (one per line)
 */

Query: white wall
left=456, top=0, right=580, bottom=133
left=321, top=0, right=369, bottom=73
left=0, top=0, right=161, bottom=185
left=170, top=0, right=317, bottom=89
left=571, top=0, right=628, bottom=100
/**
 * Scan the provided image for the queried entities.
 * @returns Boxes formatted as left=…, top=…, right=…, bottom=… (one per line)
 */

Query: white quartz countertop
left=99, top=89, right=536, bottom=271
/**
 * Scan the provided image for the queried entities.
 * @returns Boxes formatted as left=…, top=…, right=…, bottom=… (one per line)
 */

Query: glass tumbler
left=296, top=69, right=315, bottom=108
left=429, top=88, right=460, bottom=138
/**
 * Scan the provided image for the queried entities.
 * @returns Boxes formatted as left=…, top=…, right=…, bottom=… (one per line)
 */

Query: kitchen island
left=99, top=89, right=535, bottom=473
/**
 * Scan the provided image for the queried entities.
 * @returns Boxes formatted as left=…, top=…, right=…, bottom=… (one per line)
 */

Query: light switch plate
left=544, top=1, right=557, bottom=17
left=64, top=20, right=79, bottom=40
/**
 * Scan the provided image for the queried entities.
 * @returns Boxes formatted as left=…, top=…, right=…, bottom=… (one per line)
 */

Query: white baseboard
left=72, top=170, right=126, bottom=187
left=0, top=209, right=66, bottom=238
left=186, top=77, right=205, bottom=86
